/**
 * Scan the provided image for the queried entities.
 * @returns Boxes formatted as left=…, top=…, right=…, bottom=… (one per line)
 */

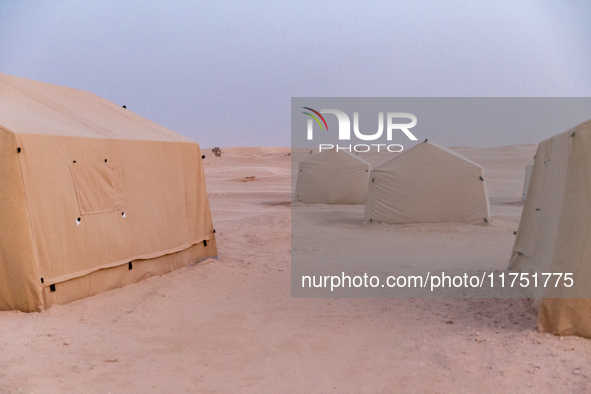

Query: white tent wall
left=509, top=119, right=591, bottom=338
left=294, top=148, right=370, bottom=204
left=364, top=141, right=491, bottom=225
left=521, top=162, right=534, bottom=202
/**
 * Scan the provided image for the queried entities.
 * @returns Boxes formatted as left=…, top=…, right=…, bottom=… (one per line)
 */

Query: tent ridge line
left=376, top=141, right=483, bottom=170
left=432, top=144, right=484, bottom=169
left=0, top=124, right=17, bottom=137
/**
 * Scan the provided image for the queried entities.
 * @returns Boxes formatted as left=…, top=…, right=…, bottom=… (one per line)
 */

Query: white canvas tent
left=364, top=141, right=491, bottom=225
left=509, top=119, right=591, bottom=338
left=295, top=148, right=370, bottom=204
left=521, top=162, right=534, bottom=202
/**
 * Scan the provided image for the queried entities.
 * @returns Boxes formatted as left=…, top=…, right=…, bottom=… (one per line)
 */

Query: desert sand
left=2, top=144, right=591, bottom=393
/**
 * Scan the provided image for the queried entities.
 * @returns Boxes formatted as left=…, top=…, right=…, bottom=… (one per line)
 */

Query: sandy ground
left=2, top=144, right=591, bottom=393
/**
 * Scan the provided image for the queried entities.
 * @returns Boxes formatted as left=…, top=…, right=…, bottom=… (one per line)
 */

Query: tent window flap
left=70, top=162, right=120, bottom=215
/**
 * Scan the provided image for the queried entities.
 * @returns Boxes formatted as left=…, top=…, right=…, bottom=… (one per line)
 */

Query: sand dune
left=2, top=144, right=591, bottom=393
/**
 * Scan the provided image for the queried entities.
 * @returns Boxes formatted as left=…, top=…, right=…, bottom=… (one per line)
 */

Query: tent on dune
left=364, top=140, right=491, bottom=225
left=295, top=148, right=370, bottom=204
left=509, top=118, right=591, bottom=338
left=0, top=73, right=217, bottom=312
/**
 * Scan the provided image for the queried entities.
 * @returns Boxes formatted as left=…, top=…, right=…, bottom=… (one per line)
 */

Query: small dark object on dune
left=212, top=147, right=222, bottom=157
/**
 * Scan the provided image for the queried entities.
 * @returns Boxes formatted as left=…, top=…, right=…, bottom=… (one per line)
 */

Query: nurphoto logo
left=302, top=107, right=418, bottom=153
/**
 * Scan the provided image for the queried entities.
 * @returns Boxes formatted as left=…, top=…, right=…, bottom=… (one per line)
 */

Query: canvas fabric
left=509, top=119, right=591, bottom=337
left=0, top=73, right=217, bottom=312
left=295, top=148, right=370, bottom=204
left=364, top=141, right=490, bottom=225
left=521, top=162, right=534, bottom=202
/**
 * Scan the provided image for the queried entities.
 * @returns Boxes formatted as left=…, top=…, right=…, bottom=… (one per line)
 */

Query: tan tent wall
left=509, top=119, right=591, bottom=337
left=42, top=240, right=217, bottom=307
left=364, top=142, right=490, bottom=225
left=0, top=128, right=43, bottom=311
left=0, top=74, right=217, bottom=312
left=295, top=149, right=370, bottom=204
left=16, top=135, right=215, bottom=311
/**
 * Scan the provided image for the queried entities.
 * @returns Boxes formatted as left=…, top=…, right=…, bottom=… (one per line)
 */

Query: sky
left=0, top=1, right=590, bottom=148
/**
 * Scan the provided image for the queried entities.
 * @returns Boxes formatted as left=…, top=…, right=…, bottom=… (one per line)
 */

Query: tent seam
left=40, top=237, right=213, bottom=287
left=1, top=78, right=115, bottom=139
left=376, top=142, right=482, bottom=170
left=67, top=87, right=185, bottom=142
left=12, top=132, right=45, bottom=309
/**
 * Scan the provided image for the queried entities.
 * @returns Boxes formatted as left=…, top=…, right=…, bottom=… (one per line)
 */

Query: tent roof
left=374, top=141, right=482, bottom=170
left=543, top=118, right=591, bottom=142
left=0, top=73, right=191, bottom=142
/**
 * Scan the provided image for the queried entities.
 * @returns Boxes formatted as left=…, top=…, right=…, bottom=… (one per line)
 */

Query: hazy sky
left=1, top=1, right=590, bottom=147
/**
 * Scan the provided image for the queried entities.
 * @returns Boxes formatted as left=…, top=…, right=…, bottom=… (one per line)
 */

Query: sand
left=2, top=144, right=591, bottom=393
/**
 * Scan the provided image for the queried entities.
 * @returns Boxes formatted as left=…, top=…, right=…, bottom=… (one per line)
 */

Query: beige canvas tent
left=0, top=73, right=217, bottom=312
left=295, top=148, right=370, bottom=204
left=364, top=141, right=491, bottom=224
left=521, top=162, right=534, bottom=202
left=509, top=119, right=591, bottom=337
